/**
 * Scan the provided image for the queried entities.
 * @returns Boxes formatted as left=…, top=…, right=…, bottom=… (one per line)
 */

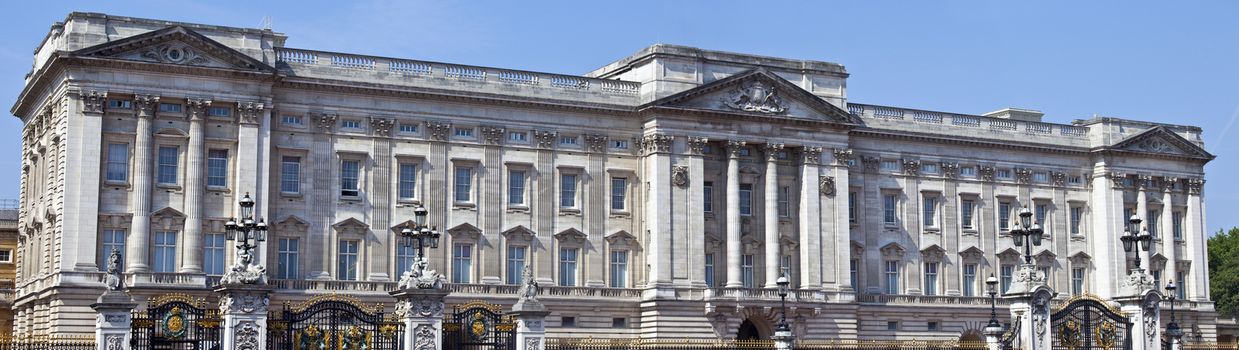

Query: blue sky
left=1, top=1, right=1236, bottom=233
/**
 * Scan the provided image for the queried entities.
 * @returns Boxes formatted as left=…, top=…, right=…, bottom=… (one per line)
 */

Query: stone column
left=127, top=95, right=158, bottom=273
left=798, top=147, right=823, bottom=290
left=1136, top=175, right=1150, bottom=271
left=308, top=113, right=337, bottom=279
left=391, top=288, right=450, bottom=350
left=1161, top=179, right=1177, bottom=287
left=92, top=290, right=137, bottom=350
left=724, top=141, right=745, bottom=288
left=216, top=284, right=273, bottom=350
left=763, top=143, right=783, bottom=288
left=180, top=99, right=209, bottom=274
left=512, top=297, right=551, bottom=350
left=368, top=117, right=394, bottom=281
left=642, top=134, right=674, bottom=288
left=1116, top=291, right=1163, bottom=350
left=1184, top=178, right=1206, bottom=300
left=1090, top=171, right=1126, bottom=298
left=234, top=102, right=268, bottom=264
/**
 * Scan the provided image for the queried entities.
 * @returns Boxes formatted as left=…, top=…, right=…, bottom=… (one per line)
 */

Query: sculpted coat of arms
left=723, top=81, right=787, bottom=114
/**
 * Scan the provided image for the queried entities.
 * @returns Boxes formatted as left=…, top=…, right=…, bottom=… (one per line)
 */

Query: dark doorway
left=737, top=319, right=762, bottom=340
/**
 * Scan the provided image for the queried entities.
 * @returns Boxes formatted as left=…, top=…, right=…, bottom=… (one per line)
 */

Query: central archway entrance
left=737, top=319, right=763, bottom=340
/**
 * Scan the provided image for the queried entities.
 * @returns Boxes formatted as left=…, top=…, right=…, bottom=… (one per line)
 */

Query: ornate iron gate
left=1052, top=296, right=1133, bottom=350
left=267, top=294, right=403, bottom=350
left=443, top=301, right=516, bottom=350
left=131, top=293, right=222, bottom=350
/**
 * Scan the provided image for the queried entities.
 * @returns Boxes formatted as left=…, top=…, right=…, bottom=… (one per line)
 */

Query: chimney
left=983, top=108, right=1044, bottom=122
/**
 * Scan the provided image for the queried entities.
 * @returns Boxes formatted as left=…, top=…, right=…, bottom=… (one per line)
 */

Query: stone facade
left=9, top=12, right=1220, bottom=341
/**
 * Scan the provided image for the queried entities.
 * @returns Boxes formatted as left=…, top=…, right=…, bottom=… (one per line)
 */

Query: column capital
left=1160, top=177, right=1178, bottom=193
left=80, top=90, right=107, bottom=115
left=861, top=155, right=881, bottom=173
left=134, top=95, right=159, bottom=118
left=186, top=98, right=212, bottom=121
left=831, top=148, right=854, bottom=166
left=1108, top=172, right=1129, bottom=189
left=369, top=117, right=395, bottom=137
left=1014, top=167, right=1032, bottom=184
left=427, top=121, right=453, bottom=141
left=764, top=143, right=785, bottom=161
left=640, top=133, right=673, bottom=155
left=1136, top=174, right=1154, bottom=190
left=583, top=133, right=607, bottom=152
left=236, top=101, right=265, bottom=125
left=901, top=159, right=921, bottom=176
left=801, top=146, right=823, bottom=165
left=686, top=136, right=709, bottom=155
left=725, top=140, right=747, bottom=159
left=532, top=130, right=556, bottom=148
left=1186, top=178, right=1204, bottom=195
left=941, top=162, right=960, bottom=178
left=979, top=165, right=996, bottom=182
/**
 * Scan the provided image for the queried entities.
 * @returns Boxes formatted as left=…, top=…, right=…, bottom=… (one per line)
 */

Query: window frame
left=203, top=233, right=226, bottom=276
left=610, top=176, right=629, bottom=213
left=739, top=183, right=754, bottom=216
left=883, top=193, right=899, bottom=227
left=452, top=243, right=474, bottom=283
left=506, top=245, right=528, bottom=285
left=105, top=143, right=130, bottom=184
left=280, top=155, right=302, bottom=195
left=397, top=161, right=420, bottom=202
left=777, top=185, right=791, bottom=218
left=206, top=148, right=230, bottom=189
left=609, top=250, right=629, bottom=288
left=152, top=230, right=179, bottom=273
left=156, top=145, right=180, bottom=186
left=337, top=239, right=361, bottom=281
left=277, top=237, right=300, bottom=279
left=339, top=157, right=363, bottom=199
left=507, top=166, right=529, bottom=209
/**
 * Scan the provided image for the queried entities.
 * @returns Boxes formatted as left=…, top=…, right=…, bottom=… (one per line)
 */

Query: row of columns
left=1128, top=175, right=1206, bottom=300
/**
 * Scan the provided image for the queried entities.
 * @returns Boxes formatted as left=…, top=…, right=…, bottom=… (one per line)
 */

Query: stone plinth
left=1003, top=268, right=1054, bottom=350
left=984, top=325, right=1005, bottom=350
left=1116, top=290, right=1163, bottom=350
left=772, top=327, right=795, bottom=350
left=391, top=287, right=451, bottom=350
left=511, top=298, right=551, bottom=350
left=91, top=290, right=137, bottom=350
left=215, top=284, right=273, bottom=350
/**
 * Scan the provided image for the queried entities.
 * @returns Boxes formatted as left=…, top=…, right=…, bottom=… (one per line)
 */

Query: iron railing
left=546, top=339, right=991, bottom=350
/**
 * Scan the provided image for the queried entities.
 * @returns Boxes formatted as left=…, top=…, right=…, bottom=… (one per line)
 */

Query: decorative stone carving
left=219, top=294, right=269, bottom=314
left=941, top=162, right=959, bottom=178
left=687, top=137, right=709, bottom=155
left=802, top=147, right=823, bottom=165
left=1108, top=172, right=1129, bottom=189
left=901, top=159, right=920, bottom=176
left=186, top=99, right=211, bottom=121
left=236, top=102, right=264, bottom=125
left=134, top=95, right=158, bottom=118
left=764, top=143, right=785, bottom=161
left=1014, top=168, right=1032, bottom=184
left=426, top=121, right=452, bottom=141
left=234, top=321, right=261, bottom=350
left=641, top=134, right=673, bottom=155
left=1136, top=174, right=1153, bottom=190
left=104, top=249, right=123, bottom=291
left=1134, top=138, right=1181, bottom=154
left=1186, top=178, right=1204, bottom=195
left=979, top=166, right=996, bottom=182
left=397, top=256, right=446, bottom=290
left=583, top=134, right=606, bottom=152
left=533, top=130, right=556, bottom=149
left=517, top=265, right=540, bottom=302
left=369, top=117, right=395, bottom=137
left=671, top=166, right=689, bottom=188
left=725, top=140, right=747, bottom=159
left=142, top=43, right=211, bottom=66
left=105, top=335, right=124, bottom=350
left=414, top=324, right=436, bottom=350
left=1144, top=293, right=1161, bottom=340
left=832, top=148, right=854, bottom=165
left=400, top=295, right=446, bottom=317
left=722, top=81, right=786, bottom=114
left=220, top=243, right=266, bottom=285
left=82, top=90, right=107, bottom=114
left=1051, top=172, right=1067, bottom=186
left=481, top=126, right=506, bottom=145
left=1159, top=177, right=1177, bottom=192
left=1119, top=270, right=1157, bottom=297
left=819, top=176, right=835, bottom=196
left=394, top=300, right=409, bottom=318
left=314, top=113, right=337, bottom=131
left=861, top=156, right=881, bottom=173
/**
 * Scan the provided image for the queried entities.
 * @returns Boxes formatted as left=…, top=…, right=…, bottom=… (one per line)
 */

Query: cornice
left=849, top=127, right=1090, bottom=156
left=276, top=77, right=638, bottom=116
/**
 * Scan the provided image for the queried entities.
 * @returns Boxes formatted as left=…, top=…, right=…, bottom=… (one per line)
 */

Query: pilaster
left=126, top=95, right=157, bottom=273
left=1116, top=291, right=1163, bottom=350
left=180, top=98, right=209, bottom=274
left=642, top=133, right=674, bottom=290
left=68, top=90, right=104, bottom=271
left=308, top=113, right=337, bottom=279
left=1185, top=178, right=1206, bottom=300
left=798, top=147, right=823, bottom=290
left=763, top=143, right=783, bottom=288
left=585, top=134, right=607, bottom=287
left=480, top=126, right=504, bottom=285
left=368, top=117, right=395, bottom=281
left=724, top=141, right=745, bottom=288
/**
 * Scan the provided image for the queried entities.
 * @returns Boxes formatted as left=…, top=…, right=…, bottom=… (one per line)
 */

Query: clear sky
left=1, top=1, right=1236, bottom=233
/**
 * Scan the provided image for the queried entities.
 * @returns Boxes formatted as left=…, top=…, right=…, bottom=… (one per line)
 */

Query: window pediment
left=880, top=242, right=905, bottom=259
left=920, top=244, right=946, bottom=262
left=554, top=228, right=587, bottom=245
left=151, top=207, right=186, bottom=230
left=959, top=246, right=985, bottom=263
left=502, top=225, right=536, bottom=243
left=447, top=223, right=482, bottom=242
left=332, top=217, right=369, bottom=236
left=606, top=230, right=640, bottom=250
left=850, top=241, right=865, bottom=257
left=275, top=215, right=310, bottom=234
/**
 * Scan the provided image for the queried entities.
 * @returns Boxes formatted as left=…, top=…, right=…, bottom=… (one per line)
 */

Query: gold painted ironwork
left=147, top=293, right=206, bottom=309
left=443, top=323, right=462, bottom=332
left=457, top=299, right=503, bottom=313
left=162, top=306, right=187, bottom=338
left=1055, top=293, right=1123, bottom=314
left=290, top=293, right=383, bottom=314
left=1094, top=320, right=1119, bottom=350
left=1057, top=320, right=1083, bottom=350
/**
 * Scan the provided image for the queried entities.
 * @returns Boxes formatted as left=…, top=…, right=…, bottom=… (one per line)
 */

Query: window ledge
left=280, top=192, right=304, bottom=198
left=104, top=181, right=132, bottom=189
left=559, top=208, right=582, bottom=216
left=961, top=229, right=978, bottom=236
left=206, top=186, right=231, bottom=193
left=610, top=210, right=631, bottom=218
left=339, top=196, right=362, bottom=203
left=453, top=202, right=477, bottom=210
left=396, top=199, right=422, bottom=206
left=924, top=227, right=941, bottom=233
left=156, top=184, right=182, bottom=191
left=850, top=222, right=859, bottom=228
left=506, top=205, right=530, bottom=213
left=1070, top=234, right=1087, bottom=242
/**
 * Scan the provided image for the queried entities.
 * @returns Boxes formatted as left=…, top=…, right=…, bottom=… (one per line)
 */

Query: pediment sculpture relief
left=722, top=81, right=787, bottom=114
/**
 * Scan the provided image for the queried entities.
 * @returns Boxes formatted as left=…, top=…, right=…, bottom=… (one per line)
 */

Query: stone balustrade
left=848, top=103, right=1092, bottom=146
left=275, top=48, right=642, bottom=104
left=855, top=293, right=1013, bottom=307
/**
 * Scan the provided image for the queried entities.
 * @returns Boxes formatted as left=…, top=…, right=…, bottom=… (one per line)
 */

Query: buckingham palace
left=8, top=12, right=1221, bottom=341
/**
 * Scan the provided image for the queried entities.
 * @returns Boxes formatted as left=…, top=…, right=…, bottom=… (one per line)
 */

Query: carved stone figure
left=82, top=90, right=107, bottom=114
left=819, top=176, right=835, bottom=196
left=398, top=257, right=445, bottom=290
left=426, top=121, right=452, bottom=141
left=517, top=265, right=539, bottom=302
left=686, top=137, right=709, bottom=155
left=235, top=322, right=261, bottom=350
left=105, top=249, right=123, bottom=291
left=671, top=166, right=689, bottom=188
left=141, top=44, right=211, bottom=65
left=219, top=247, right=267, bottom=285
left=723, top=81, right=786, bottom=114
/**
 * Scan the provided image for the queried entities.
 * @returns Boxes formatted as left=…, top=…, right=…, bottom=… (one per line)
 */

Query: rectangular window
left=1001, top=264, right=1014, bottom=293
left=281, top=156, right=301, bottom=194
left=341, top=160, right=360, bottom=197
left=849, top=192, right=857, bottom=224
left=996, top=169, right=1013, bottom=179
left=610, top=250, right=629, bottom=288
left=1152, top=270, right=1163, bottom=291
left=342, top=120, right=362, bottom=129
left=562, top=317, right=577, bottom=328
left=740, top=184, right=753, bottom=216
left=1070, top=206, right=1084, bottom=235
left=1176, top=270, right=1187, bottom=299
left=887, top=321, right=899, bottom=331
left=561, top=174, right=578, bottom=208
left=1072, top=267, right=1085, bottom=295
left=928, top=321, right=940, bottom=331
left=399, top=124, right=418, bottom=133
left=924, top=262, right=938, bottom=296
left=507, top=246, right=527, bottom=285
left=453, top=244, right=473, bottom=283
left=920, top=163, right=939, bottom=174
left=108, top=99, right=132, bottom=109
left=1035, top=204, right=1048, bottom=225
left=885, top=260, right=900, bottom=294
left=277, top=238, right=299, bottom=279
left=338, top=240, right=359, bottom=281
left=880, top=160, right=899, bottom=172
left=611, top=177, right=628, bottom=211
left=398, top=163, right=417, bottom=199
left=1068, top=175, right=1084, bottom=185
left=0, top=250, right=10, bottom=263
left=559, top=136, right=578, bottom=145
left=1124, top=208, right=1135, bottom=225
left=1173, top=211, right=1184, bottom=239
left=777, top=186, right=791, bottom=217
left=703, top=182, right=714, bottom=213
left=206, top=149, right=228, bottom=187
left=153, top=231, right=178, bottom=273
left=923, top=195, right=937, bottom=227
left=206, top=106, right=231, bottom=117
left=961, top=200, right=975, bottom=230
left=158, top=103, right=182, bottom=113
left=999, top=202, right=1012, bottom=231
left=99, top=229, right=126, bottom=268
left=396, top=242, right=415, bottom=278
left=1033, top=172, right=1049, bottom=183
left=203, top=233, right=225, bottom=275
left=106, top=143, right=129, bottom=182
left=960, top=166, right=976, bottom=177
left=281, top=115, right=302, bottom=125
left=704, top=254, right=715, bottom=288
left=454, top=167, right=473, bottom=202
left=454, top=127, right=474, bottom=137
left=884, top=194, right=898, bottom=225
left=1148, top=210, right=1160, bottom=238
left=963, top=264, right=977, bottom=297
left=741, top=254, right=755, bottom=288
left=611, top=140, right=629, bottom=149
left=157, top=146, right=179, bottom=185
left=508, top=170, right=526, bottom=205
left=509, top=132, right=527, bottom=142
left=559, top=248, right=579, bottom=286
left=850, top=259, right=860, bottom=289
left=613, top=318, right=627, bottom=328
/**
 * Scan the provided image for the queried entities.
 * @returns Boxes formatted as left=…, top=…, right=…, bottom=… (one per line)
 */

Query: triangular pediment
left=554, top=228, right=587, bottom=244
left=606, top=230, right=640, bottom=248
left=501, top=225, right=536, bottom=243
left=447, top=223, right=482, bottom=241
left=644, top=68, right=859, bottom=124
left=332, top=217, right=369, bottom=235
left=276, top=215, right=310, bottom=233
left=71, top=26, right=275, bottom=72
left=1108, top=126, right=1213, bottom=160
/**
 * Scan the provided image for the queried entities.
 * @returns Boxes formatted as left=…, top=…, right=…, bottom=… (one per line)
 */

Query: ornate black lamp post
left=775, top=272, right=791, bottom=334
left=1120, top=214, right=1153, bottom=269
left=1166, top=282, right=1183, bottom=341
left=222, top=193, right=267, bottom=284
left=1009, top=207, right=1044, bottom=264
left=397, top=205, right=443, bottom=289
left=987, top=274, right=1001, bottom=328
